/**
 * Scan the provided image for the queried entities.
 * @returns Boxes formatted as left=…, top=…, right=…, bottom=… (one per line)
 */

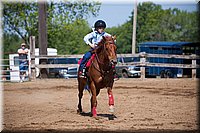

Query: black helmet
left=94, top=20, right=106, bottom=29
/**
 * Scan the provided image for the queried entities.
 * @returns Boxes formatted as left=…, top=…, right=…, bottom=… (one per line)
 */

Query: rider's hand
left=89, top=43, right=97, bottom=49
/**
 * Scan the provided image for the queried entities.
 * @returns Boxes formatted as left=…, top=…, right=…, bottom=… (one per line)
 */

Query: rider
left=79, top=20, right=111, bottom=77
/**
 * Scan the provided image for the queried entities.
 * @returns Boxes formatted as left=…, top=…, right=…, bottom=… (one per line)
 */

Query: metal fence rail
left=1, top=55, right=30, bottom=82
left=1, top=68, right=29, bottom=82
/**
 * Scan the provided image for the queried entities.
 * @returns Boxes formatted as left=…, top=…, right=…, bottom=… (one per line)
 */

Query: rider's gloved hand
left=89, top=43, right=97, bottom=49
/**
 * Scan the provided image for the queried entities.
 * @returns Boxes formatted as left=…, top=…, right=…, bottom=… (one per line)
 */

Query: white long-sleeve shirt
left=84, top=30, right=111, bottom=45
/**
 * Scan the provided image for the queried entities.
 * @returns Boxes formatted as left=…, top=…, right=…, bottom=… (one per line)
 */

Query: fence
left=119, top=53, right=199, bottom=79
left=1, top=58, right=30, bottom=82
left=1, top=36, right=199, bottom=82
left=0, top=37, right=32, bottom=82
left=29, top=53, right=199, bottom=80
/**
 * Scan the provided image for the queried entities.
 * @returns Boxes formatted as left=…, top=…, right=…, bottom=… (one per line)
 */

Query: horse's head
left=98, top=35, right=117, bottom=65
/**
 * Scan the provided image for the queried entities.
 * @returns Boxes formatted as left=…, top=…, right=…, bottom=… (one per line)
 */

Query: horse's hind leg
left=77, top=79, right=85, bottom=114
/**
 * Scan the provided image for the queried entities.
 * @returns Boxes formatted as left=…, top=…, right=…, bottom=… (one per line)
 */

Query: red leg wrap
left=108, top=94, right=114, bottom=106
left=92, top=107, right=97, bottom=117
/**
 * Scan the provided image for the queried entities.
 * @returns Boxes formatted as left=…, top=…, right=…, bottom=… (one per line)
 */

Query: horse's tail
left=84, top=84, right=91, bottom=95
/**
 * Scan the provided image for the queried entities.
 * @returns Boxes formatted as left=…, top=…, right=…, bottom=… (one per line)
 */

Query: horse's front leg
left=90, top=81, right=97, bottom=117
left=107, top=87, right=114, bottom=113
left=77, top=79, right=85, bottom=114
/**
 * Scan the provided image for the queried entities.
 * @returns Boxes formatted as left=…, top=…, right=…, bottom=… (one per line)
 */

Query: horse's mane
left=99, top=36, right=107, bottom=45
left=94, top=36, right=114, bottom=52
left=91, top=36, right=116, bottom=55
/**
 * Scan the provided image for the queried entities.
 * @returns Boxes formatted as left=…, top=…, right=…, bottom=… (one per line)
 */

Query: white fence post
left=192, top=58, right=196, bottom=79
left=139, top=52, right=146, bottom=79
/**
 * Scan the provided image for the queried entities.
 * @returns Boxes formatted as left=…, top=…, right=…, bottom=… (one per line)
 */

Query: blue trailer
left=138, top=42, right=199, bottom=78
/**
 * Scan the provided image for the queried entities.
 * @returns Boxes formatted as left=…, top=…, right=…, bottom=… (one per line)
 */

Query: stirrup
left=79, top=71, right=86, bottom=78
left=114, top=73, right=119, bottom=81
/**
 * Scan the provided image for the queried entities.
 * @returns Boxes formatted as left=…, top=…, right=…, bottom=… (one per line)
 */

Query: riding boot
left=79, top=51, right=92, bottom=78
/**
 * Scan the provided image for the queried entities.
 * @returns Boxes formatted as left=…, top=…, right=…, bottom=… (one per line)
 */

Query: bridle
left=91, top=38, right=117, bottom=77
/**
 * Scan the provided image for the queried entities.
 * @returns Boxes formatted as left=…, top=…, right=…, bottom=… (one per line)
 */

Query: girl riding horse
left=77, top=34, right=117, bottom=118
left=79, top=20, right=111, bottom=77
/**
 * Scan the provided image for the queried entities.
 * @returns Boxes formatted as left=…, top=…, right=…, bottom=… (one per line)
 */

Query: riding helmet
left=94, top=20, right=106, bottom=29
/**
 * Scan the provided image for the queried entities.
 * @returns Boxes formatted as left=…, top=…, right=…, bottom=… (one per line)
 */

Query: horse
left=77, top=35, right=117, bottom=118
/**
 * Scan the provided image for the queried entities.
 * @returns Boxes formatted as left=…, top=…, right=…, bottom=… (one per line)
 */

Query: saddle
left=78, top=54, right=96, bottom=89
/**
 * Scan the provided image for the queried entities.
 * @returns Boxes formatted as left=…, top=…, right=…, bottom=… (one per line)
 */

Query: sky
left=87, top=0, right=199, bottom=28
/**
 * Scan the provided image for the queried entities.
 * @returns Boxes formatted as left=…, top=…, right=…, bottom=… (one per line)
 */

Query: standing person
left=79, top=20, right=111, bottom=77
left=18, top=43, right=29, bottom=82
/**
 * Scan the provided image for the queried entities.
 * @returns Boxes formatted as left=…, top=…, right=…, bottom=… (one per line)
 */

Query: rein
left=91, top=40, right=115, bottom=77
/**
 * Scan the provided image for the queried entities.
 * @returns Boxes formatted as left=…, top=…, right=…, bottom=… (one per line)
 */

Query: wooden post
left=30, top=36, right=36, bottom=80
left=38, top=1, right=47, bottom=56
left=140, top=66, right=145, bottom=79
left=192, top=59, right=196, bottom=79
left=132, top=0, right=137, bottom=55
left=38, top=1, right=48, bottom=78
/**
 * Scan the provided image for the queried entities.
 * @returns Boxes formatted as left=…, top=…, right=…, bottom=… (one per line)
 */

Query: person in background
left=18, top=43, right=29, bottom=82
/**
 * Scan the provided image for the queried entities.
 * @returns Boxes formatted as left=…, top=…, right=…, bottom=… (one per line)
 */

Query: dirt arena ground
left=2, top=78, right=199, bottom=132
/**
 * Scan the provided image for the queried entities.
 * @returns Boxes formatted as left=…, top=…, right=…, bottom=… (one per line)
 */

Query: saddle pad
left=86, top=54, right=96, bottom=67
left=78, top=58, right=82, bottom=65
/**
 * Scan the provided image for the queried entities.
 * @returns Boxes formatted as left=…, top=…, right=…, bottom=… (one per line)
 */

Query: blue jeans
left=79, top=51, right=92, bottom=71
left=19, top=61, right=28, bottom=72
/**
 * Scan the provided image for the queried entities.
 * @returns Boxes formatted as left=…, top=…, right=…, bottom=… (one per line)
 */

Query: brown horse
left=77, top=35, right=117, bottom=118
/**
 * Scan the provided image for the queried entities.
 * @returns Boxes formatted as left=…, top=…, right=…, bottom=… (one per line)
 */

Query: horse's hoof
left=108, top=115, right=115, bottom=120
left=93, top=116, right=99, bottom=120
left=109, top=105, right=114, bottom=113
left=92, top=112, right=97, bottom=118
left=77, top=109, right=82, bottom=114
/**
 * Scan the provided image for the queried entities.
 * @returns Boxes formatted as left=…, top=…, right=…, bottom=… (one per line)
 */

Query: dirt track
left=3, top=78, right=199, bottom=132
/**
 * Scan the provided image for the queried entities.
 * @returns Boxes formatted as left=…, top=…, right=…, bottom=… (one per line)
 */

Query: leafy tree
left=108, top=2, right=164, bottom=53
left=107, top=22, right=133, bottom=53
left=3, top=0, right=101, bottom=54
left=3, top=1, right=198, bottom=55
left=3, top=33, right=22, bottom=66
left=108, top=2, right=198, bottom=54
left=48, top=19, right=91, bottom=54
left=3, top=2, right=38, bottom=45
left=161, top=9, right=198, bottom=42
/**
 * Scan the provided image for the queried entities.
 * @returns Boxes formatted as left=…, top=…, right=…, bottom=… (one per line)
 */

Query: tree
left=3, top=0, right=101, bottom=50
left=3, top=2, right=38, bottom=45
left=159, top=8, right=199, bottom=42
left=107, top=22, right=133, bottom=53
left=3, top=33, right=22, bottom=66
left=48, top=19, right=92, bottom=54
left=108, top=2, right=198, bottom=54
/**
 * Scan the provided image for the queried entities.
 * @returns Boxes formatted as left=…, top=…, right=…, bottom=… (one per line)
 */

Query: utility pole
left=132, top=0, right=137, bottom=55
left=38, top=1, right=48, bottom=78
left=38, top=1, right=48, bottom=56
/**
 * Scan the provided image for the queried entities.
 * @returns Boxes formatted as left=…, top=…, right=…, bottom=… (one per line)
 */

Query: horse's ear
left=112, top=35, right=116, bottom=40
